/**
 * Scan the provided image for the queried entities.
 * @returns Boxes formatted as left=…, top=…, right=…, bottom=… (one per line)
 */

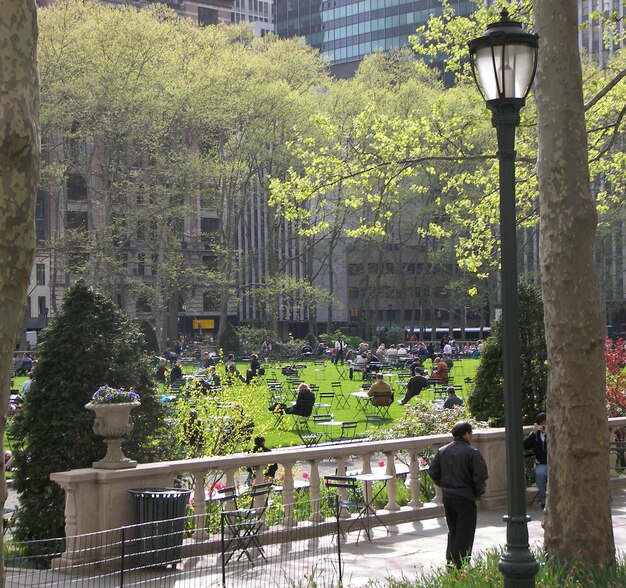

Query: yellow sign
left=193, top=319, right=215, bottom=330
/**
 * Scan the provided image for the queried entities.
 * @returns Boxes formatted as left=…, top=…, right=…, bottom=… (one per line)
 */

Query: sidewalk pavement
left=5, top=484, right=626, bottom=587
left=337, top=490, right=626, bottom=586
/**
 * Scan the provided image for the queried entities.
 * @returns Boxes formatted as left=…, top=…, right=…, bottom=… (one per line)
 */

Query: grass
left=7, top=358, right=479, bottom=453
left=212, top=357, right=479, bottom=449
left=371, top=549, right=626, bottom=587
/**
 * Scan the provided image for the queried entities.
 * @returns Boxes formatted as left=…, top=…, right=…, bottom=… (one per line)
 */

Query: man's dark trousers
left=442, top=496, right=477, bottom=568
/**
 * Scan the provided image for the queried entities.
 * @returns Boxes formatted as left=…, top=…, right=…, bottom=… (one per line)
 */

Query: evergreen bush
left=220, top=321, right=240, bottom=356
left=10, top=280, right=170, bottom=544
left=138, top=319, right=159, bottom=354
left=468, top=282, right=547, bottom=426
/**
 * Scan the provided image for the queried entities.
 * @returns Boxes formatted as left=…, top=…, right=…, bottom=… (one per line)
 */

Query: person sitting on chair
left=349, top=352, right=368, bottom=380
left=443, top=386, right=464, bottom=409
left=170, top=358, right=183, bottom=383
left=431, top=357, right=449, bottom=385
left=269, top=383, right=315, bottom=418
left=245, top=353, right=263, bottom=384
left=398, top=371, right=430, bottom=405
left=365, top=351, right=382, bottom=376
left=523, top=412, right=548, bottom=509
left=367, top=373, right=393, bottom=406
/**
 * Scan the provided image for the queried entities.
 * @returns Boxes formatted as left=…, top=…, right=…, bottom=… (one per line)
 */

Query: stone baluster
left=384, top=451, right=399, bottom=511
left=408, top=450, right=422, bottom=508
left=193, top=472, right=208, bottom=540
left=308, top=460, right=323, bottom=523
left=281, top=461, right=296, bottom=527
left=224, top=468, right=236, bottom=489
left=360, top=452, right=373, bottom=474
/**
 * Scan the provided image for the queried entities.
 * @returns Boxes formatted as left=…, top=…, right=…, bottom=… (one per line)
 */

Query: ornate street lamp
left=468, top=9, right=539, bottom=588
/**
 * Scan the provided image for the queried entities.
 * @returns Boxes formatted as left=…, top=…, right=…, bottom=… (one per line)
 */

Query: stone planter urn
left=85, top=401, right=140, bottom=469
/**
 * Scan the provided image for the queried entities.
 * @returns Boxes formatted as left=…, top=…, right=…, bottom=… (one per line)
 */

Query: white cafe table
left=351, top=391, right=371, bottom=415
left=316, top=420, right=344, bottom=441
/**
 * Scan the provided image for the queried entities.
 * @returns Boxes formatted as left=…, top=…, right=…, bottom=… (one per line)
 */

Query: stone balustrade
left=50, top=417, right=626, bottom=566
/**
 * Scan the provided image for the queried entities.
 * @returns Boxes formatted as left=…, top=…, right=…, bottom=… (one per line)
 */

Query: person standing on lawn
left=428, top=421, right=488, bottom=569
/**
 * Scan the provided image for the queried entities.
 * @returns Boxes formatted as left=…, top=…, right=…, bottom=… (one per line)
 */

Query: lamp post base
left=499, top=514, right=540, bottom=587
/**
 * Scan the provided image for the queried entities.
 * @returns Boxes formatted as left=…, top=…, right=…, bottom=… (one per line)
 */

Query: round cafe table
left=353, top=473, right=393, bottom=541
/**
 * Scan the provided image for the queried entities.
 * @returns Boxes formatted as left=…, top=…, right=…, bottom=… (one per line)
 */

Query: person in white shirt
left=334, top=336, right=346, bottom=365
left=349, top=352, right=368, bottom=379
left=21, top=371, right=34, bottom=395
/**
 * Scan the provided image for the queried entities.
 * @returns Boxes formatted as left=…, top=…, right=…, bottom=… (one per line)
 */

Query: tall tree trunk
left=534, top=0, right=614, bottom=564
left=0, top=0, right=39, bottom=581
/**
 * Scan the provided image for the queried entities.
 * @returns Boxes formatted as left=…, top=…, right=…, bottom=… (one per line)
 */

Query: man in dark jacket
left=428, top=421, right=488, bottom=569
left=397, top=372, right=430, bottom=405
left=523, top=412, right=547, bottom=509
left=443, top=386, right=464, bottom=409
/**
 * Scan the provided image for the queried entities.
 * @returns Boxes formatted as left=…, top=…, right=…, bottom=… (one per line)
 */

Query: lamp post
left=468, top=9, right=539, bottom=588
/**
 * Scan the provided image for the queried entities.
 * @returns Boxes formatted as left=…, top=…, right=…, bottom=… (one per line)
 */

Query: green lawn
left=8, top=358, right=479, bottom=455
left=220, top=357, right=479, bottom=449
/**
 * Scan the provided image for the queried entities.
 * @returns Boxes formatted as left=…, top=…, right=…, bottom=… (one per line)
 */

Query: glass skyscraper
left=275, top=0, right=477, bottom=77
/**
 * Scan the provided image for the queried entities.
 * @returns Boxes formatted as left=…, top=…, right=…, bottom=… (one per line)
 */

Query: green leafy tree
left=10, top=281, right=169, bottom=543
left=469, top=282, right=547, bottom=426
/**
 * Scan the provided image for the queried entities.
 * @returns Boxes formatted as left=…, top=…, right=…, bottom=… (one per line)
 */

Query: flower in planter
left=378, top=460, right=385, bottom=468
left=89, top=385, right=140, bottom=404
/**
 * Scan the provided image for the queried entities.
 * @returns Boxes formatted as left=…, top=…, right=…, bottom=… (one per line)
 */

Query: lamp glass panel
left=475, top=43, right=536, bottom=100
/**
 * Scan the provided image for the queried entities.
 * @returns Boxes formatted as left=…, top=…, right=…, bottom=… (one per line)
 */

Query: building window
left=198, top=6, right=218, bottom=26
left=36, top=263, right=45, bottom=285
left=348, top=263, right=363, bottom=275
left=136, top=295, right=151, bottom=313
left=67, top=173, right=87, bottom=201
left=67, top=211, right=88, bottom=231
left=203, top=291, right=219, bottom=312
left=35, top=190, right=45, bottom=220
left=38, top=296, right=47, bottom=317
left=137, top=253, right=145, bottom=276
left=201, top=217, right=220, bottom=243
left=202, top=255, right=218, bottom=270
left=348, top=287, right=360, bottom=300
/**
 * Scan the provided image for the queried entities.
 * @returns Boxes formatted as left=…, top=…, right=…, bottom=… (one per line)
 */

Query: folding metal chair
left=315, top=391, right=334, bottom=414
left=324, top=475, right=367, bottom=544
left=295, top=416, right=323, bottom=447
left=219, top=482, right=273, bottom=569
left=331, top=381, right=350, bottom=409
left=330, top=421, right=358, bottom=443
left=357, top=415, right=383, bottom=439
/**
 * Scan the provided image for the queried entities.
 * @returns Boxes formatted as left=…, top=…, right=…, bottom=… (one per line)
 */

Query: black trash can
left=129, top=488, right=192, bottom=568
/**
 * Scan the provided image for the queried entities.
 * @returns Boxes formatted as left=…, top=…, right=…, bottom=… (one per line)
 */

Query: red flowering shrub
left=605, top=338, right=626, bottom=417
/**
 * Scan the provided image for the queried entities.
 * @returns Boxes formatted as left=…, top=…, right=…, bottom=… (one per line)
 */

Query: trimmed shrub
left=10, top=280, right=169, bottom=544
left=220, top=320, right=240, bottom=356
left=468, top=282, right=547, bottom=426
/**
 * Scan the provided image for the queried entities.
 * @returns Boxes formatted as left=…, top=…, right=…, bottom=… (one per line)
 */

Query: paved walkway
left=337, top=490, right=626, bottom=586
left=5, top=485, right=626, bottom=586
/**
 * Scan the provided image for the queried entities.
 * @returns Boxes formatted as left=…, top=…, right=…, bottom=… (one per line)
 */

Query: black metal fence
left=4, top=504, right=341, bottom=587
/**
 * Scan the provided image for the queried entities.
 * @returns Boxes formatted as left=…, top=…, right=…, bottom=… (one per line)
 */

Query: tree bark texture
left=534, top=0, right=614, bottom=565
left=0, top=0, right=40, bottom=581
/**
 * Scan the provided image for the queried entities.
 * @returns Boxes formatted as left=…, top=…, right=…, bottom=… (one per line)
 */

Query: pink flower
left=420, top=458, right=428, bottom=467
left=215, top=482, right=225, bottom=491
left=378, top=460, right=385, bottom=468
left=302, top=472, right=310, bottom=480
left=188, top=497, right=195, bottom=505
